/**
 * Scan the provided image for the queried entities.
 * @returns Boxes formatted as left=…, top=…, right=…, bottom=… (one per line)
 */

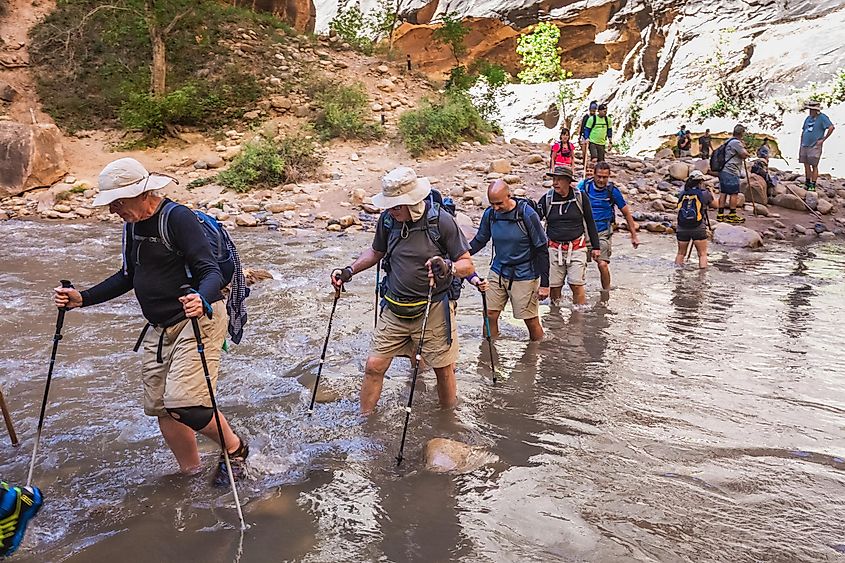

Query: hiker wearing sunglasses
left=331, top=167, right=481, bottom=414
left=52, top=158, right=248, bottom=487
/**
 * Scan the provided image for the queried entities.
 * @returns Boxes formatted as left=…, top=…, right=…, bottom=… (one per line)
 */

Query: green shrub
left=432, top=12, right=468, bottom=64
left=399, top=92, right=492, bottom=157
left=217, top=136, right=322, bottom=192
left=311, top=82, right=384, bottom=140
left=516, top=22, right=563, bottom=84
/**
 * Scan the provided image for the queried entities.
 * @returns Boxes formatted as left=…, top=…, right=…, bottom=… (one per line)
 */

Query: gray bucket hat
left=372, top=167, right=431, bottom=209
left=93, top=158, right=173, bottom=206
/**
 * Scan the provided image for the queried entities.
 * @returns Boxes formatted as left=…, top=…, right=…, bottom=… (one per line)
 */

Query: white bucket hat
left=371, top=166, right=431, bottom=209
left=688, top=169, right=706, bottom=181
left=93, top=158, right=174, bottom=206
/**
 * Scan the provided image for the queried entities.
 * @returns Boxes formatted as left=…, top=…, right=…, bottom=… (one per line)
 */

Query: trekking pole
left=181, top=286, right=246, bottom=531
left=480, top=290, right=496, bottom=385
left=0, top=385, right=19, bottom=447
left=783, top=184, right=823, bottom=221
left=308, top=287, right=341, bottom=415
left=685, top=240, right=695, bottom=261
left=27, top=280, right=72, bottom=486
left=744, top=160, right=758, bottom=217
left=374, top=263, right=380, bottom=330
left=395, top=280, right=435, bottom=466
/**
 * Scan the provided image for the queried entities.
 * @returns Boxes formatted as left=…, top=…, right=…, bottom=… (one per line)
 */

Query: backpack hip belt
left=549, top=235, right=586, bottom=266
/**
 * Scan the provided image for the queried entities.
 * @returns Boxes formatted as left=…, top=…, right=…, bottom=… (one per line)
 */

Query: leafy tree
left=329, top=0, right=373, bottom=53
left=516, top=22, right=563, bottom=84
left=432, top=12, right=468, bottom=65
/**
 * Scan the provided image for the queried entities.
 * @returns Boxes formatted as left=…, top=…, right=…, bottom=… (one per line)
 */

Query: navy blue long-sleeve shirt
left=80, top=199, right=224, bottom=326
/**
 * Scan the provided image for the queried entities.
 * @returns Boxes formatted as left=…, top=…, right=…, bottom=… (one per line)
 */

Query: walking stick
left=480, top=290, right=496, bottom=385
left=374, top=263, right=380, bottom=330
left=744, top=160, right=758, bottom=217
left=0, top=385, right=19, bottom=447
left=308, top=287, right=341, bottom=415
left=27, top=280, right=72, bottom=486
left=395, top=280, right=435, bottom=466
left=181, top=286, right=246, bottom=531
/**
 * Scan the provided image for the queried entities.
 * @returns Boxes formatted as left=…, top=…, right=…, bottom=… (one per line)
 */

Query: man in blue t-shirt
left=583, top=162, right=640, bottom=291
left=799, top=100, right=835, bottom=192
left=469, top=180, right=550, bottom=341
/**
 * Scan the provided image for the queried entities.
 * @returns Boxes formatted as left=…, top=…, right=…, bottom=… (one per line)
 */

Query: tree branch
left=163, top=8, right=193, bottom=35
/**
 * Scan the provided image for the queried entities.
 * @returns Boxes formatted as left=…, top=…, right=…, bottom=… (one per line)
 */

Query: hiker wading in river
left=583, top=162, right=640, bottom=291
left=52, top=158, right=249, bottom=486
left=536, top=166, right=600, bottom=306
left=469, top=180, right=549, bottom=341
left=331, top=167, right=481, bottom=414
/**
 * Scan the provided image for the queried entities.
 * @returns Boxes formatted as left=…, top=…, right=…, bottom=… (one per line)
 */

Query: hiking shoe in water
left=212, top=437, right=249, bottom=488
left=0, top=482, right=43, bottom=557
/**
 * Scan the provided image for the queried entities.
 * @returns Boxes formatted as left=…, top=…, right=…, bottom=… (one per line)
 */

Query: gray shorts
left=798, top=144, right=822, bottom=166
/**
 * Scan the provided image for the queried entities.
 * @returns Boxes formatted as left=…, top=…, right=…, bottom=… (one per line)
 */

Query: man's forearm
left=622, top=206, right=638, bottom=233
left=350, top=248, right=383, bottom=275
left=454, top=255, right=475, bottom=279
left=823, top=126, right=835, bottom=142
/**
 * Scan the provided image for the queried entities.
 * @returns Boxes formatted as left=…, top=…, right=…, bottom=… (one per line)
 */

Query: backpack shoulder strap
left=157, top=200, right=179, bottom=253
left=426, top=201, right=448, bottom=256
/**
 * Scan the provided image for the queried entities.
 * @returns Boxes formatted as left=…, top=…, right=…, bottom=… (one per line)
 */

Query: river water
left=0, top=220, right=843, bottom=562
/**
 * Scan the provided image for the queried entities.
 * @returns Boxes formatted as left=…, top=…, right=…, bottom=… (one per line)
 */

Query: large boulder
left=712, top=223, right=764, bottom=248
left=424, top=438, right=497, bottom=474
left=772, top=193, right=806, bottom=211
left=668, top=162, right=690, bottom=181
left=0, top=122, right=67, bottom=198
left=744, top=173, right=768, bottom=205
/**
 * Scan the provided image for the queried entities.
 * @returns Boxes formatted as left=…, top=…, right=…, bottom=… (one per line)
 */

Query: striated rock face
left=312, top=1, right=845, bottom=173
left=0, top=122, right=67, bottom=198
left=238, top=0, right=316, bottom=33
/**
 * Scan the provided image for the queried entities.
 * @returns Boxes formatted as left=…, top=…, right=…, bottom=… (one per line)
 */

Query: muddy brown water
left=1, top=221, right=844, bottom=562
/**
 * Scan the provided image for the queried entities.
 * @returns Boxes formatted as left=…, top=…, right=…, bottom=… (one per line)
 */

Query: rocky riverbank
left=2, top=136, right=844, bottom=248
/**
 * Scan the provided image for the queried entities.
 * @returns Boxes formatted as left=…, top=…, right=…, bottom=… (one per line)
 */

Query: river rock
left=488, top=159, right=511, bottom=174
left=794, top=224, right=808, bottom=234
left=0, top=122, right=67, bottom=197
left=503, top=174, right=521, bottom=184
left=525, top=154, right=544, bottom=165
left=819, top=231, right=836, bottom=240
left=772, top=193, right=805, bottom=211
left=712, top=224, right=763, bottom=248
left=235, top=213, right=258, bottom=227
left=805, top=192, right=818, bottom=211
left=424, top=438, right=497, bottom=474
left=339, top=214, right=359, bottom=228
left=753, top=203, right=770, bottom=216
left=817, top=199, right=833, bottom=215
left=692, top=159, right=710, bottom=175
left=655, top=148, right=674, bottom=159
left=668, top=162, right=689, bottom=181
left=266, top=201, right=296, bottom=213
left=745, top=174, right=768, bottom=205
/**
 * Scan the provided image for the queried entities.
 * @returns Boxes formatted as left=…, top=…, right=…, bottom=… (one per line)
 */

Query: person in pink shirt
left=549, top=128, right=575, bottom=170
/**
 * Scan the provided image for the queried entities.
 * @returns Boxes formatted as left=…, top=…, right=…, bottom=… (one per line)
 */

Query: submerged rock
left=712, top=224, right=764, bottom=248
left=424, top=438, right=497, bottom=474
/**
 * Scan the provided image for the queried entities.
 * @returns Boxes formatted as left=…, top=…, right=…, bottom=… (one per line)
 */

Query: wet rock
left=772, top=193, right=806, bottom=211
left=424, top=438, right=496, bottom=474
left=712, top=224, right=764, bottom=248
left=794, top=224, right=808, bottom=235
left=488, top=159, right=511, bottom=174
left=235, top=214, right=258, bottom=227
left=244, top=268, right=274, bottom=286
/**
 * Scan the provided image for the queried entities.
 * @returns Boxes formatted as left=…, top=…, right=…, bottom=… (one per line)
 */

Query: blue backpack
left=677, top=189, right=704, bottom=228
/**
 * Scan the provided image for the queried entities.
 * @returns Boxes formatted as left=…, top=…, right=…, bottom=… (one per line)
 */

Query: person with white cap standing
left=331, top=166, right=482, bottom=414
left=799, top=100, right=835, bottom=192
left=52, top=158, right=249, bottom=486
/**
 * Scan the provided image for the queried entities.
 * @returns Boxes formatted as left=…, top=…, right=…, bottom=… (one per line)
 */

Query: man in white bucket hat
left=330, top=166, right=483, bottom=414
left=53, top=158, right=249, bottom=486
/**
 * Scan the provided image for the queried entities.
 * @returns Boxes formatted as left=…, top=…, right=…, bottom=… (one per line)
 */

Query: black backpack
left=710, top=139, right=736, bottom=173
left=677, top=189, right=704, bottom=228
left=489, top=197, right=542, bottom=235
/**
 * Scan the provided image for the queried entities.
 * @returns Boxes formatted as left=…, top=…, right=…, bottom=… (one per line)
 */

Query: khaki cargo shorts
left=548, top=245, right=589, bottom=287
left=597, top=229, right=613, bottom=262
left=141, top=300, right=228, bottom=417
left=798, top=144, right=822, bottom=166
left=487, top=272, right=540, bottom=320
left=372, top=298, right=458, bottom=369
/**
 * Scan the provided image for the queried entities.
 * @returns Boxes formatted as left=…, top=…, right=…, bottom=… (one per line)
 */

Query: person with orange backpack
left=675, top=170, right=716, bottom=268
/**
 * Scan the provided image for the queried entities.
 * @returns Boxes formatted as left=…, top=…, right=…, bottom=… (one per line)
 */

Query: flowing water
left=1, top=220, right=844, bottom=562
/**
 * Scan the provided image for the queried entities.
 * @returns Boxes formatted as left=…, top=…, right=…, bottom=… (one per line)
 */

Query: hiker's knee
left=167, top=406, right=214, bottom=431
